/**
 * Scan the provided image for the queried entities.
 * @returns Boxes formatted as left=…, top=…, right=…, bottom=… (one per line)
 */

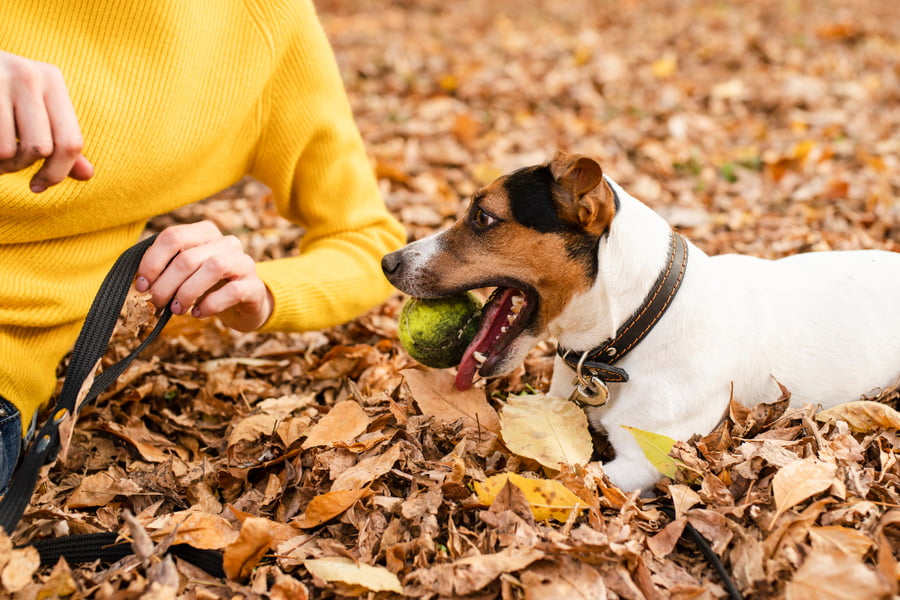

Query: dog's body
left=382, top=152, right=900, bottom=492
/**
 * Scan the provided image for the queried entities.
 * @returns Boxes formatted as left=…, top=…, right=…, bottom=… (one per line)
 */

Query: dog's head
left=382, top=151, right=617, bottom=389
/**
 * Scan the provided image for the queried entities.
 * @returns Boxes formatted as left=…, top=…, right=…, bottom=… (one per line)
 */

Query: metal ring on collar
left=574, top=350, right=592, bottom=388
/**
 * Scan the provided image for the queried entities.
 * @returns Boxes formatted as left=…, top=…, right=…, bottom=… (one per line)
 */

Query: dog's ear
left=550, top=151, right=615, bottom=235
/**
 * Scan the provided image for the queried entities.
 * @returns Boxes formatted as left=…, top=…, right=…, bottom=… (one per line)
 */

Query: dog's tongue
left=455, top=288, right=517, bottom=390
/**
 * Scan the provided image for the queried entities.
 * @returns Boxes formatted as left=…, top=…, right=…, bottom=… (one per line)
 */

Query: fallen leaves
left=474, top=473, right=589, bottom=522
left=816, top=400, right=900, bottom=433
left=622, top=425, right=680, bottom=478
left=402, top=368, right=500, bottom=433
left=500, top=393, right=593, bottom=469
left=6, top=0, right=900, bottom=597
left=304, top=557, right=405, bottom=595
left=771, top=458, right=838, bottom=525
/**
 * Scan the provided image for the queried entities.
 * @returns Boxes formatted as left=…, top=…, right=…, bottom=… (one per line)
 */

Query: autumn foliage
left=2, top=0, right=900, bottom=598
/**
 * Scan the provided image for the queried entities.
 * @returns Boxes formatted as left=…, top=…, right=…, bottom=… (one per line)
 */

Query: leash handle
left=0, top=235, right=171, bottom=534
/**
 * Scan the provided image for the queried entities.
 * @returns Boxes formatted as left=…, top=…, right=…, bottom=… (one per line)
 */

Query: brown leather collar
left=557, top=231, right=688, bottom=384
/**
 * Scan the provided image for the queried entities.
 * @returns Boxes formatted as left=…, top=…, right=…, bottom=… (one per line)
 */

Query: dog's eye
left=472, top=207, right=498, bottom=229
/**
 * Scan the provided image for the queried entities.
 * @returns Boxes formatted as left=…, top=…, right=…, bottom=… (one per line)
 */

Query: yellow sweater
left=0, top=0, right=406, bottom=430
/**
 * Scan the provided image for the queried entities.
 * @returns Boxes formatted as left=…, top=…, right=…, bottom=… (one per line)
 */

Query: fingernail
left=31, top=183, right=45, bottom=193
left=135, top=276, right=149, bottom=292
left=192, top=307, right=202, bottom=318
left=171, top=300, right=182, bottom=314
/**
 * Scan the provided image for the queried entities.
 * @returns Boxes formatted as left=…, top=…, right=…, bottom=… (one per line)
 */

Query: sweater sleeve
left=246, top=0, right=406, bottom=332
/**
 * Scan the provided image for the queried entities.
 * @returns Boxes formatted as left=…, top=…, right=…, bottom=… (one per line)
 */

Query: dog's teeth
left=510, top=295, right=524, bottom=313
left=501, top=326, right=509, bottom=333
left=507, top=314, right=516, bottom=325
left=473, top=351, right=487, bottom=364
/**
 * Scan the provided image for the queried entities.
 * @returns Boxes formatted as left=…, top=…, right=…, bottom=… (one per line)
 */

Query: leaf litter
left=3, top=0, right=900, bottom=598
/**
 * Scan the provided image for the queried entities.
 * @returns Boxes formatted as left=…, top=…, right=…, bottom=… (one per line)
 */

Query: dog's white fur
left=549, top=178, right=900, bottom=491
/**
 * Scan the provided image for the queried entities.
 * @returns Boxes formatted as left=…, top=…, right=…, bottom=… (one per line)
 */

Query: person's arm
left=244, top=0, right=406, bottom=333
left=0, top=50, right=93, bottom=192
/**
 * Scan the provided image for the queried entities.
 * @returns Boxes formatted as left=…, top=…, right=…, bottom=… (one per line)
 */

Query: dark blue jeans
left=0, top=397, right=22, bottom=494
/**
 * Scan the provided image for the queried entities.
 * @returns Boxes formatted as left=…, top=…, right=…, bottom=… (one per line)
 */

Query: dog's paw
left=600, top=456, right=664, bottom=494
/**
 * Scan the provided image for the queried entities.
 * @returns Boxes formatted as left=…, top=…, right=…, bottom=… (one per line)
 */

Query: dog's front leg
left=548, top=354, right=577, bottom=398
left=586, top=417, right=665, bottom=494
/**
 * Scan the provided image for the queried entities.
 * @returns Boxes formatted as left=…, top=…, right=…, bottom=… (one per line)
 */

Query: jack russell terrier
left=381, top=151, right=900, bottom=492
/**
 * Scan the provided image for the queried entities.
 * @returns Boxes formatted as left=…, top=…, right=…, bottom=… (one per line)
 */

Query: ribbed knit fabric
left=0, top=0, right=406, bottom=432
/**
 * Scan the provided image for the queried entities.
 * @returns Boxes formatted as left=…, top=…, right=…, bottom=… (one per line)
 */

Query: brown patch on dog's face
left=381, top=153, right=616, bottom=385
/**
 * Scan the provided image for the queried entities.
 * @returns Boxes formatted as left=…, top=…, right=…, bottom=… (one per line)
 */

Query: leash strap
left=0, top=235, right=222, bottom=577
left=0, top=235, right=170, bottom=532
left=558, top=231, right=689, bottom=383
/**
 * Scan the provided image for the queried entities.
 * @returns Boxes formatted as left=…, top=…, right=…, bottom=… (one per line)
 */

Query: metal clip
left=566, top=350, right=610, bottom=407
left=568, top=376, right=609, bottom=407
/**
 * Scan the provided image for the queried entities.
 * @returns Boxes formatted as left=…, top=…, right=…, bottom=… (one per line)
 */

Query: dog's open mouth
left=456, top=287, right=537, bottom=390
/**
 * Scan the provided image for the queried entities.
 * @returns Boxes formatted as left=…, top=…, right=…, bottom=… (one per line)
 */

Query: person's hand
left=0, top=51, right=94, bottom=192
left=136, top=222, right=274, bottom=332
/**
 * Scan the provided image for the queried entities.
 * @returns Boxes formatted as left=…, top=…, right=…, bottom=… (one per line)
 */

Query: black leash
left=658, top=505, right=743, bottom=600
left=0, top=235, right=224, bottom=578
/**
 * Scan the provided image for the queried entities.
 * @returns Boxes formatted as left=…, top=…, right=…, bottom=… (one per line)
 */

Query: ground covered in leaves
left=3, top=0, right=900, bottom=598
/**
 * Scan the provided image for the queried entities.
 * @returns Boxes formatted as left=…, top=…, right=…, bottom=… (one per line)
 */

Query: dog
left=381, top=151, right=900, bottom=492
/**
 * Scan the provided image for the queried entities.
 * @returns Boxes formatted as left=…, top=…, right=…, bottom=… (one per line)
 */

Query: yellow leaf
left=815, top=400, right=900, bottom=433
left=474, top=473, right=588, bottom=522
left=792, top=139, right=815, bottom=162
left=304, top=557, right=404, bottom=595
left=651, top=55, right=677, bottom=78
left=500, top=393, right=593, bottom=469
left=772, top=458, right=837, bottom=526
left=438, top=74, right=458, bottom=93
left=621, top=425, right=678, bottom=477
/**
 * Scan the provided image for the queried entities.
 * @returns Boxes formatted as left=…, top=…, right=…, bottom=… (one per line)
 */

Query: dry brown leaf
left=330, top=443, right=402, bottom=492
left=228, top=413, right=278, bottom=451
left=36, top=559, right=79, bottom=599
left=784, top=552, right=890, bottom=600
left=0, top=546, right=39, bottom=593
left=144, top=510, right=238, bottom=550
left=520, top=558, right=608, bottom=599
left=304, top=557, right=404, bottom=595
left=301, top=400, right=370, bottom=449
left=66, top=470, right=143, bottom=509
left=808, top=526, right=874, bottom=560
left=402, top=368, right=500, bottom=433
left=669, top=484, right=702, bottom=520
left=816, top=401, right=900, bottom=433
left=97, top=419, right=184, bottom=463
left=223, top=516, right=276, bottom=582
left=409, top=547, right=545, bottom=596
left=772, top=458, right=838, bottom=525
left=295, top=488, right=374, bottom=528
left=499, top=393, right=593, bottom=469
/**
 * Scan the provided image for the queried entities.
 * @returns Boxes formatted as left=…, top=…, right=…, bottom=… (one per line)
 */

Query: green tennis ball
left=397, top=293, right=482, bottom=369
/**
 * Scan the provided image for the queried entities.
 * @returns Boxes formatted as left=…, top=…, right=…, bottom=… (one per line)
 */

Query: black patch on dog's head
left=503, top=165, right=600, bottom=279
left=504, top=166, right=566, bottom=233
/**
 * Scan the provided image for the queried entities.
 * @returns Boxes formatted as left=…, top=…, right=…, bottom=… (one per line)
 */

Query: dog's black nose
left=381, top=251, right=402, bottom=277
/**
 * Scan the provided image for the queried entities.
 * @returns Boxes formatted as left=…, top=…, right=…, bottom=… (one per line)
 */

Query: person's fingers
left=31, top=67, right=87, bottom=191
left=136, top=222, right=224, bottom=300
left=164, top=242, right=253, bottom=314
left=194, top=278, right=273, bottom=332
left=0, top=79, right=16, bottom=170
left=8, top=64, right=53, bottom=178
left=68, top=153, right=94, bottom=181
